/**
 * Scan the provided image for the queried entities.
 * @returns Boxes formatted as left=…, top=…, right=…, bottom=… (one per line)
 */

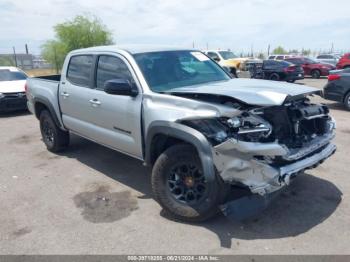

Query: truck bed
left=26, top=74, right=65, bottom=128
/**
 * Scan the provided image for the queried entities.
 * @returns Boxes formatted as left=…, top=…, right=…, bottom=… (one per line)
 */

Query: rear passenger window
left=67, top=55, right=93, bottom=87
left=96, top=55, right=134, bottom=90
left=276, top=56, right=284, bottom=60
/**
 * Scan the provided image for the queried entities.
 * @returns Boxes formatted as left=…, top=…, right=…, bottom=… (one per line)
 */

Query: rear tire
left=344, top=92, right=350, bottom=111
left=287, top=79, right=295, bottom=83
left=151, top=144, right=225, bottom=222
left=269, top=73, right=280, bottom=81
left=311, top=70, right=321, bottom=79
left=39, top=110, right=69, bottom=152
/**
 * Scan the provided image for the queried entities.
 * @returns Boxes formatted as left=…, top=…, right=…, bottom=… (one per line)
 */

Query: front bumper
left=212, top=131, right=336, bottom=196
left=0, top=94, right=27, bottom=112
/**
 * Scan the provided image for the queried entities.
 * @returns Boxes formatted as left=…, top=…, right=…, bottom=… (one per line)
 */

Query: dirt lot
left=0, top=77, right=349, bottom=254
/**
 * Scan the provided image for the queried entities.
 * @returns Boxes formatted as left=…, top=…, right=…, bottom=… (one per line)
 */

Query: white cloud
left=0, top=0, right=349, bottom=54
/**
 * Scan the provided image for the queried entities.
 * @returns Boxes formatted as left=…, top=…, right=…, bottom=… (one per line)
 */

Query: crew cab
left=26, top=46, right=336, bottom=222
left=285, top=57, right=335, bottom=78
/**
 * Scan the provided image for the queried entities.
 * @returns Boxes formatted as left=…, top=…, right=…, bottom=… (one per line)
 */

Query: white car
left=0, top=66, right=28, bottom=112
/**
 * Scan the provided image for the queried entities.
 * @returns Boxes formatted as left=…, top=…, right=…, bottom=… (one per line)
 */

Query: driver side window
left=96, top=55, right=134, bottom=90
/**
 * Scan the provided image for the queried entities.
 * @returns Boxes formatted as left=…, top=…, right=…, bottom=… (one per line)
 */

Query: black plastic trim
left=145, top=121, right=216, bottom=182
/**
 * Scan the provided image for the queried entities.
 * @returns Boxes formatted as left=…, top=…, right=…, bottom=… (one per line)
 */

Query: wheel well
left=149, top=134, right=191, bottom=165
left=34, top=102, right=48, bottom=119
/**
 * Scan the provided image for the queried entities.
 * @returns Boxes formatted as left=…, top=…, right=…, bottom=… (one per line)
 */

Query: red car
left=336, top=53, right=350, bottom=69
left=284, top=57, right=335, bottom=78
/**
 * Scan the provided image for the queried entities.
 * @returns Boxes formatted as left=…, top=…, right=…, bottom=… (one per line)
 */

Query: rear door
left=59, top=55, right=97, bottom=136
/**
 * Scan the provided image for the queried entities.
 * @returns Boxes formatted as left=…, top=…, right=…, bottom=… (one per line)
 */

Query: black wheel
left=311, top=70, right=321, bottom=79
left=344, top=92, right=350, bottom=111
left=269, top=73, right=280, bottom=81
left=39, top=110, right=69, bottom=152
left=287, top=79, right=295, bottom=83
left=151, top=144, right=225, bottom=222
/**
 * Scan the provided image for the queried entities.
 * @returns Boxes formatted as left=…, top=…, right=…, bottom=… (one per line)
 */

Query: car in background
left=336, top=53, right=350, bottom=69
left=284, top=57, right=335, bottom=78
left=250, top=60, right=304, bottom=82
left=316, top=54, right=340, bottom=66
left=323, top=68, right=350, bottom=110
left=0, top=67, right=28, bottom=112
left=203, top=50, right=250, bottom=77
left=268, top=54, right=296, bottom=60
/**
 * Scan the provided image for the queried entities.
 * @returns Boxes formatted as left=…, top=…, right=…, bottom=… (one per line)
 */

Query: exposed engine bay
left=178, top=93, right=336, bottom=195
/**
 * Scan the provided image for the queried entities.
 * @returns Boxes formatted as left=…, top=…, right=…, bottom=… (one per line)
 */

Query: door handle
left=60, top=92, right=69, bottom=98
left=89, top=99, right=101, bottom=106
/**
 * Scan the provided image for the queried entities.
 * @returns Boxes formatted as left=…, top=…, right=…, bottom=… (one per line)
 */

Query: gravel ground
left=0, top=77, right=349, bottom=254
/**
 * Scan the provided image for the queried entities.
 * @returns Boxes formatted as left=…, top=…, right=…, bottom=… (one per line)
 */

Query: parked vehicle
left=203, top=50, right=250, bottom=77
left=316, top=54, right=340, bottom=66
left=285, top=57, right=335, bottom=78
left=250, top=60, right=304, bottom=82
left=26, top=46, right=336, bottom=222
left=268, top=54, right=296, bottom=60
left=0, top=66, right=28, bottom=112
left=323, top=68, right=350, bottom=110
left=336, top=53, right=350, bottom=69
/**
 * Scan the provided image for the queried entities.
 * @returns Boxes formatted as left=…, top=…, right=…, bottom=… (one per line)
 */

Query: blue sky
left=0, top=0, right=349, bottom=55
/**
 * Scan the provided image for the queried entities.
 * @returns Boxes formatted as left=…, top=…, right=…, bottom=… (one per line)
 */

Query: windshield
left=218, top=51, right=237, bottom=60
left=133, top=51, right=230, bottom=92
left=304, top=58, right=317, bottom=64
left=0, top=70, right=27, bottom=81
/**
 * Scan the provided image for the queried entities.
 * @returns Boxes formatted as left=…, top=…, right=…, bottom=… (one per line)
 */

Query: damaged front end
left=180, top=97, right=336, bottom=196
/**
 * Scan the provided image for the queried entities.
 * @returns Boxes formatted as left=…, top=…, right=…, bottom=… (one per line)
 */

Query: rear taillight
left=328, top=74, right=341, bottom=81
left=284, top=66, right=296, bottom=73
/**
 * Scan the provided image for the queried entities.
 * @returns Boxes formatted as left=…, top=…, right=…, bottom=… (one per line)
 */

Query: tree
left=272, top=46, right=287, bottom=54
left=42, top=15, right=114, bottom=72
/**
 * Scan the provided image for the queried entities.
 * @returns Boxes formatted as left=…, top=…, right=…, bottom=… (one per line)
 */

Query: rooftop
left=71, top=44, right=196, bottom=55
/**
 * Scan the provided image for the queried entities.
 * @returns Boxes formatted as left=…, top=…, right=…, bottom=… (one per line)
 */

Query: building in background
left=0, top=54, right=52, bottom=70
left=0, top=53, right=33, bottom=70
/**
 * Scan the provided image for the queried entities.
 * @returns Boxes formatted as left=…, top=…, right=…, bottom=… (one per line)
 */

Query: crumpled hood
left=166, top=79, right=319, bottom=106
left=0, top=80, right=26, bottom=93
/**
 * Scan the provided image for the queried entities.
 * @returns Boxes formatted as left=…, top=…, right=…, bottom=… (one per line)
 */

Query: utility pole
left=12, top=46, right=18, bottom=67
left=267, top=44, right=270, bottom=56
left=25, top=44, right=29, bottom=54
left=192, top=41, right=195, bottom=49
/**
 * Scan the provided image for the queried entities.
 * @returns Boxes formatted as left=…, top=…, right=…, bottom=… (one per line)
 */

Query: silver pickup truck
left=26, top=45, right=336, bottom=222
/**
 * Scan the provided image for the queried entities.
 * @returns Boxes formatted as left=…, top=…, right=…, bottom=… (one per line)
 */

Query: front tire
left=151, top=144, right=224, bottom=222
left=311, top=70, right=321, bottom=79
left=344, top=92, right=350, bottom=111
left=39, top=110, right=69, bottom=152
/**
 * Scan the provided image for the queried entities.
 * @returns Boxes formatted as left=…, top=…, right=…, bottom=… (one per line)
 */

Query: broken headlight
left=227, top=113, right=272, bottom=142
left=180, top=118, right=229, bottom=145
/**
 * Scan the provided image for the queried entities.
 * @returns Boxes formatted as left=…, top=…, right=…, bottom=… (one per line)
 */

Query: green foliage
left=0, top=56, right=15, bottom=66
left=272, top=46, right=287, bottom=54
left=41, top=15, right=114, bottom=71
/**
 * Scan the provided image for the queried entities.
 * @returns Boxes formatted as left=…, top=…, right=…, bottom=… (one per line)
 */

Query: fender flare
left=145, top=121, right=216, bottom=182
left=33, top=97, right=63, bottom=129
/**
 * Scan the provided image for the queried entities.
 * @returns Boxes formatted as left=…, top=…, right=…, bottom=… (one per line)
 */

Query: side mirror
left=213, top=57, right=220, bottom=62
left=104, top=79, right=138, bottom=97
